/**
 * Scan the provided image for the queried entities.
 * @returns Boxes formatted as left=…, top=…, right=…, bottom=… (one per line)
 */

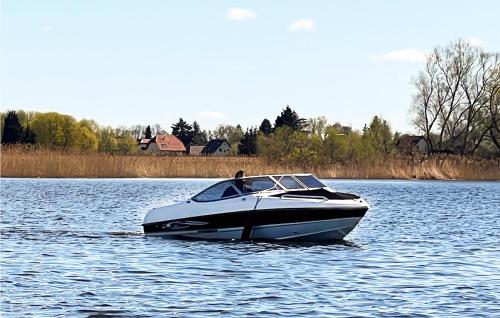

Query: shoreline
left=1, top=176, right=498, bottom=181
left=1, top=149, right=499, bottom=181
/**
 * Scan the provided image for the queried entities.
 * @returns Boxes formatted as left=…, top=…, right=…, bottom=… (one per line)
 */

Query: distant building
left=331, top=123, right=352, bottom=135
left=139, top=134, right=186, bottom=155
left=396, top=135, right=428, bottom=154
left=138, top=138, right=151, bottom=150
left=189, top=145, right=205, bottom=156
left=202, top=139, right=232, bottom=156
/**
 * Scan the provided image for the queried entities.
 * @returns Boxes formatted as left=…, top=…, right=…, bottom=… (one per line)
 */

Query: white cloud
left=371, top=48, right=427, bottom=63
left=195, top=111, right=228, bottom=120
left=289, top=19, right=315, bottom=31
left=466, top=37, right=483, bottom=47
left=227, top=8, right=256, bottom=21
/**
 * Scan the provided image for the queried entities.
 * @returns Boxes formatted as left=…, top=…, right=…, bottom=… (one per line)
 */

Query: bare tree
left=459, top=52, right=499, bottom=154
left=483, top=66, right=500, bottom=153
left=151, top=124, right=164, bottom=135
left=128, top=125, right=146, bottom=139
left=411, top=39, right=499, bottom=156
left=411, top=55, right=439, bottom=154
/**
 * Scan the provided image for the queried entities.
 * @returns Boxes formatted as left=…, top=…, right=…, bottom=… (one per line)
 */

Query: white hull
left=252, top=217, right=362, bottom=241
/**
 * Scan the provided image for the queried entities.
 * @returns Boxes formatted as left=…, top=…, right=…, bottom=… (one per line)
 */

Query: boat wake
left=0, top=227, right=144, bottom=240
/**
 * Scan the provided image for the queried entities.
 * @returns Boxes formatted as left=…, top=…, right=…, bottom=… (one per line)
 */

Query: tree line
left=255, top=107, right=398, bottom=166
left=0, top=111, right=138, bottom=153
left=0, top=105, right=397, bottom=161
left=173, top=105, right=398, bottom=164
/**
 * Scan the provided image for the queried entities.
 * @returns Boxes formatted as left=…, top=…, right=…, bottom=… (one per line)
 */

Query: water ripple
left=1, top=178, right=499, bottom=317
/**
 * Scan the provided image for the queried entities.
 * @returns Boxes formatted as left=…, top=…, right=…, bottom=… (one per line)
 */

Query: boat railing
left=280, top=194, right=328, bottom=201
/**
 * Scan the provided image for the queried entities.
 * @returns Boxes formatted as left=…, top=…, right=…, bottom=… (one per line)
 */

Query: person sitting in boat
left=234, top=170, right=245, bottom=192
left=221, top=170, right=246, bottom=197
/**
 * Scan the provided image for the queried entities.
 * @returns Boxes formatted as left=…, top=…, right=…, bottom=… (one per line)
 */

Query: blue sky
left=2, top=0, right=499, bottom=133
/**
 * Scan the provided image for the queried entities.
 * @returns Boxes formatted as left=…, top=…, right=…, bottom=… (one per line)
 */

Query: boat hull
left=142, top=207, right=367, bottom=241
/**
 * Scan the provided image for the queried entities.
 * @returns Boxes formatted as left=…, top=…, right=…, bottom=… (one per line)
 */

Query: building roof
left=202, top=139, right=230, bottom=154
left=139, top=138, right=151, bottom=144
left=396, top=135, right=426, bottom=150
left=189, top=145, right=205, bottom=156
left=396, top=135, right=425, bottom=145
left=154, top=134, right=186, bottom=152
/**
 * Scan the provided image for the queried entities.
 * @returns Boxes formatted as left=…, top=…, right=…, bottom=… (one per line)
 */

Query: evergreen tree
left=171, top=118, right=193, bottom=147
left=1, top=111, right=23, bottom=144
left=274, top=105, right=306, bottom=131
left=21, top=125, right=36, bottom=144
left=259, top=119, right=272, bottom=136
left=238, top=128, right=258, bottom=155
left=144, top=125, right=152, bottom=139
left=191, top=121, right=208, bottom=145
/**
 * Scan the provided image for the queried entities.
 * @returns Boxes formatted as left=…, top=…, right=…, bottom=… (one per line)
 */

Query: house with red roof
left=139, top=134, right=186, bottom=155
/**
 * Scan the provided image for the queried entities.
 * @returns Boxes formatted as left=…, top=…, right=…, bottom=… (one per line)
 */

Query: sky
left=1, top=0, right=499, bottom=133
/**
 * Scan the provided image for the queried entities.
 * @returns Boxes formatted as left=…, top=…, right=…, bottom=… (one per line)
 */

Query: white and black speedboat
left=142, top=174, right=369, bottom=241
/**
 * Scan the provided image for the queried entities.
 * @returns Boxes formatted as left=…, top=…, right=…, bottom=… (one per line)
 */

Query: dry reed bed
left=1, top=149, right=499, bottom=180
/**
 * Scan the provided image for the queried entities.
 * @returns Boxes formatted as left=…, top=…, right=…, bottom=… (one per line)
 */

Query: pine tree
left=259, top=119, right=272, bottom=136
left=191, top=121, right=208, bottom=145
left=238, top=128, right=258, bottom=155
left=22, top=125, right=36, bottom=144
left=171, top=118, right=193, bottom=147
left=1, top=111, right=23, bottom=144
left=274, top=105, right=306, bottom=131
left=144, top=125, right=152, bottom=139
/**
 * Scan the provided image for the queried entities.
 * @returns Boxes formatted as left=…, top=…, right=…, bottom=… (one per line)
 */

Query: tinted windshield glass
left=241, top=177, right=277, bottom=193
left=193, top=181, right=239, bottom=201
left=296, top=175, right=325, bottom=188
left=277, top=176, right=304, bottom=190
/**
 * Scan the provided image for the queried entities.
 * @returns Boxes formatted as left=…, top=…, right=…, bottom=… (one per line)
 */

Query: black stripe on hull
left=143, top=207, right=367, bottom=235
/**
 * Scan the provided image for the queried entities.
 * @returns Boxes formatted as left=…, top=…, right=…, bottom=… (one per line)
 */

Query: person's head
left=234, top=170, right=245, bottom=179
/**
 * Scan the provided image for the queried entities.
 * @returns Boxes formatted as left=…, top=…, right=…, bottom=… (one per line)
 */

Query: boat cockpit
left=191, top=174, right=359, bottom=202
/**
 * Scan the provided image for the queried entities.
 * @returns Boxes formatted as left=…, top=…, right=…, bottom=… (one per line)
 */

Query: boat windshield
left=295, top=175, right=326, bottom=188
left=192, top=181, right=240, bottom=202
left=272, top=175, right=304, bottom=189
left=272, top=174, right=326, bottom=189
left=192, top=175, right=326, bottom=201
left=237, top=176, right=281, bottom=193
left=192, top=176, right=280, bottom=201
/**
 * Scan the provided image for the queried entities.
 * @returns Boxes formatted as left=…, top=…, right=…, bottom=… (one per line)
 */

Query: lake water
left=1, top=178, right=499, bottom=317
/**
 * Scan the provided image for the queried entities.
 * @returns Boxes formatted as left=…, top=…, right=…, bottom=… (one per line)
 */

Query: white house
left=201, top=139, right=232, bottom=156
left=396, top=135, right=428, bottom=154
